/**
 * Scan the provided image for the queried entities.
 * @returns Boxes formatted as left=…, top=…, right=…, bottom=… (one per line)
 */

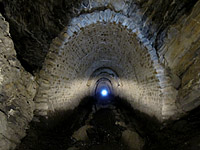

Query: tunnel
left=0, top=0, right=200, bottom=150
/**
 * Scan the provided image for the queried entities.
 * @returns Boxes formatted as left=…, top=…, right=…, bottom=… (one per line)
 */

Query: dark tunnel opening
left=15, top=96, right=200, bottom=150
left=94, top=78, right=114, bottom=107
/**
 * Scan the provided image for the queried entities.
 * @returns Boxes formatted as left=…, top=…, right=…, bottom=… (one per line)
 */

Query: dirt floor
left=15, top=96, right=200, bottom=150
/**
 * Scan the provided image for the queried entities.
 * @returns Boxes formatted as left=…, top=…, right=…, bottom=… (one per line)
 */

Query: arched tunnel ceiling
left=1, top=0, right=198, bottom=71
left=35, top=9, right=178, bottom=121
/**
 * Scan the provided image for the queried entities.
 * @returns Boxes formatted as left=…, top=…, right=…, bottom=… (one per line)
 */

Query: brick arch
left=35, top=9, right=179, bottom=121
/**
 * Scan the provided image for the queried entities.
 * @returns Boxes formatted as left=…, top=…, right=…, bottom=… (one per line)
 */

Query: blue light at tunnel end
left=101, top=89, right=108, bottom=97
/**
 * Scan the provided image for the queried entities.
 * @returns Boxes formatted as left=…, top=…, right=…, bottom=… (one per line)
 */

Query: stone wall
left=0, top=14, right=37, bottom=150
left=1, top=0, right=198, bottom=72
left=158, top=1, right=200, bottom=113
left=1, top=0, right=82, bottom=71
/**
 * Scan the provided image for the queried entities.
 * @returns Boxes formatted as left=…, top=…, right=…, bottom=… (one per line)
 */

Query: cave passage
left=1, top=1, right=200, bottom=150
left=15, top=96, right=200, bottom=150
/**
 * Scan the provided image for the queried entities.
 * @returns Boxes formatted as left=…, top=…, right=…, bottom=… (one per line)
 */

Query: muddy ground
left=15, top=96, right=200, bottom=150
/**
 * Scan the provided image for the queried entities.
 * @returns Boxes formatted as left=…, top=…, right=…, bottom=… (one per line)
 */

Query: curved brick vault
left=35, top=9, right=179, bottom=121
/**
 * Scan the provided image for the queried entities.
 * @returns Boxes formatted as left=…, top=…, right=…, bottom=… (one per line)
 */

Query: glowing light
left=101, top=89, right=108, bottom=96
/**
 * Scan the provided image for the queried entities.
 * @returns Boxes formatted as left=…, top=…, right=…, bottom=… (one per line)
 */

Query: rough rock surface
left=72, top=125, right=92, bottom=141
left=1, top=0, right=198, bottom=72
left=15, top=97, right=200, bottom=150
left=0, top=13, right=37, bottom=150
left=158, top=1, right=200, bottom=113
left=0, top=0, right=200, bottom=149
left=1, top=0, right=82, bottom=71
left=121, top=129, right=144, bottom=150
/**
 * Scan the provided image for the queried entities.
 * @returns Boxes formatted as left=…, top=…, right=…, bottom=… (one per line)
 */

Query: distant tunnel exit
left=101, top=89, right=108, bottom=97
left=94, top=78, right=114, bottom=105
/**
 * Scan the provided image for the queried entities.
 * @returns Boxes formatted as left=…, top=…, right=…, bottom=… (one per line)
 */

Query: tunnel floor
left=15, top=97, right=200, bottom=150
